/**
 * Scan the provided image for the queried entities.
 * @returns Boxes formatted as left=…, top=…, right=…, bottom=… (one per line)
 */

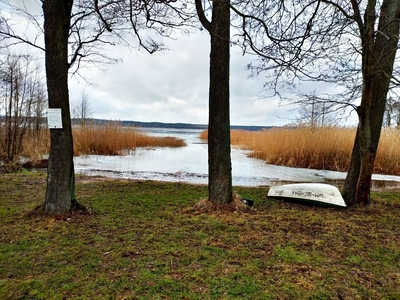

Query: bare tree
left=384, top=96, right=400, bottom=127
left=384, top=97, right=395, bottom=127
left=230, top=0, right=400, bottom=206
left=342, top=0, right=400, bottom=206
left=1, top=0, right=195, bottom=214
left=0, top=53, right=46, bottom=162
left=72, top=89, right=93, bottom=125
left=195, top=0, right=232, bottom=205
left=296, top=92, right=339, bottom=129
left=31, top=78, right=46, bottom=134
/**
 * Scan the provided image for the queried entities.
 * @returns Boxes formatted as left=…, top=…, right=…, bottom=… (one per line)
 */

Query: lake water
left=74, top=127, right=400, bottom=187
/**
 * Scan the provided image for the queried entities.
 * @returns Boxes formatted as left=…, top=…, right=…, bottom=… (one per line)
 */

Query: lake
left=74, top=127, right=400, bottom=187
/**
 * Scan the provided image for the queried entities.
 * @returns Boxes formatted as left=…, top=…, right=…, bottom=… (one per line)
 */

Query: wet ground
left=74, top=127, right=400, bottom=188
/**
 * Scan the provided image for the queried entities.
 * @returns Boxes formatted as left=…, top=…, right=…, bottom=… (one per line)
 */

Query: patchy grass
left=1, top=172, right=399, bottom=299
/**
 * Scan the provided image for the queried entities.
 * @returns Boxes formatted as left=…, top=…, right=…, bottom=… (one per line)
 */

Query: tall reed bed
left=374, top=128, right=400, bottom=175
left=14, top=123, right=186, bottom=161
left=200, top=126, right=400, bottom=175
left=73, top=123, right=186, bottom=156
left=21, top=129, right=50, bottom=161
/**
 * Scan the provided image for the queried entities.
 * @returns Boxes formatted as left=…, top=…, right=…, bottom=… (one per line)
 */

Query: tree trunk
left=342, top=126, right=361, bottom=205
left=43, top=0, right=76, bottom=214
left=355, top=93, right=374, bottom=205
left=342, top=0, right=400, bottom=206
left=207, top=0, right=232, bottom=204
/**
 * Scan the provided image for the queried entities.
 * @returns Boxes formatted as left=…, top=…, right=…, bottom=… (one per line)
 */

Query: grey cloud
left=70, top=31, right=296, bottom=125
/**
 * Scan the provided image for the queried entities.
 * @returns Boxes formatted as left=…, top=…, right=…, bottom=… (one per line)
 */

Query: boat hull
left=268, top=183, right=347, bottom=208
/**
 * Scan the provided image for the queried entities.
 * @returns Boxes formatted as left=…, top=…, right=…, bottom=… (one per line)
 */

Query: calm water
left=74, top=127, right=400, bottom=187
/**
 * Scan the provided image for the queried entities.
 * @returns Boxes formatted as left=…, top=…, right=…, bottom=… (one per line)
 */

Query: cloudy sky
left=2, top=0, right=359, bottom=127
left=70, top=32, right=301, bottom=127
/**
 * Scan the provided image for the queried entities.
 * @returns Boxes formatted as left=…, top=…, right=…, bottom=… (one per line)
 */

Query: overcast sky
left=69, top=32, right=305, bottom=127
left=2, top=1, right=359, bottom=127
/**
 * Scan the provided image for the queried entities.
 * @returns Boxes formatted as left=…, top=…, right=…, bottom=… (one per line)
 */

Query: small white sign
left=47, top=108, right=63, bottom=129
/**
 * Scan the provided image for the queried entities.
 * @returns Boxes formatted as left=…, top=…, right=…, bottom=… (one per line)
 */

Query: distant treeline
left=0, top=116, right=272, bottom=131
left=71, top=118, right=272, bottom=131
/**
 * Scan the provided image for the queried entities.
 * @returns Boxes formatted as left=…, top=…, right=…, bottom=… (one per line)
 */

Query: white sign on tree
left=47, top=108, right=63, bottom=129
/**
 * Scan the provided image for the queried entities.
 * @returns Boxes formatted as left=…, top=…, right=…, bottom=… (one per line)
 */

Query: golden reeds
left=13, top=123, right=400, bottom=175
left=201, top=126, right=400, bottom=175
left=72, top=123, right=186, bottom=156
left=11, top=123, right=186, bottom=161
left=21, top=129, right=50, bottom=161
left=374, top=128, right=400, bottom=175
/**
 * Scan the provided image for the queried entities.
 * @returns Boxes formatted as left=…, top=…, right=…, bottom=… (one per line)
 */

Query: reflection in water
left=74, top=127, right=400, bottom=187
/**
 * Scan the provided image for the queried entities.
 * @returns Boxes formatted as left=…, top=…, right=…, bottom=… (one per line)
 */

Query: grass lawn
left=0, top=171, right=399, bottom=299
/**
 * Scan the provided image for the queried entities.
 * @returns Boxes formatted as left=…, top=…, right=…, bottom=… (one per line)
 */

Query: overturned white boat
left=268, top=183, right=347, bottom=208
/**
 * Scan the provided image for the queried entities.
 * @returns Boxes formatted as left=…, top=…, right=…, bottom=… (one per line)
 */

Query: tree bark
left=207, top=0, right=232, bottom=204
left=343, top=0, right=400, bottom=206
left=342, top=126, right=361, bottom=204
left=355, top=90, right=374, bottom=205
left=195, top=0, right=232, bottom=204
left=43, top=0, right=76, bottom=214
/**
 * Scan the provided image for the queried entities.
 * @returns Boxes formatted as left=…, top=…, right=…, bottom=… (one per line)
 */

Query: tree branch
left=195, top=0, right=212, bottom=32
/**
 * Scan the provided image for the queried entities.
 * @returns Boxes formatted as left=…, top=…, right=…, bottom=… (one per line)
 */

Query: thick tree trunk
left=355, top=95, right=374, bottom=204
left=43, top=0, right=76, bottom=214
left=342, top=126, right=361, bottom=205
left=342, top=0, right=400, bottom=206
left=207, top=0, right=232, bottom=204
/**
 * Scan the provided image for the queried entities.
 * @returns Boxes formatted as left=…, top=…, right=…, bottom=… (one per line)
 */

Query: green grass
left=1, top=172, right=400, bottom=299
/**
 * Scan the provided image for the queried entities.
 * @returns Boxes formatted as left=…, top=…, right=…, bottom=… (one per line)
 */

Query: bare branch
left=0, top=3, right=45, bottom=52
left=195, top=0, right=212, bottom=32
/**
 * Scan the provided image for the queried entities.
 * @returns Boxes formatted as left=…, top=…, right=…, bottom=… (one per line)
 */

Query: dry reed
left=200, top=126, right=400, bottom=175
left=374, top=128, right=400, bottom=175
left=72, top=123, right=186, bottom=156
left=12, top=123, right=186, bottom=161
left=21, top=129, right=50, bottom=162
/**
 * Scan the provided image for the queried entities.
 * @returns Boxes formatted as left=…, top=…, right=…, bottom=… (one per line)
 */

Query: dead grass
left=21, top=129, right=50, bottom=162
left=6, top=123, right=186, bottom=162
left=201, top=126, right=400, bottom=175
left=73, top=123, right=186, bottom=156
left=374, top=128, right=400, bottom=174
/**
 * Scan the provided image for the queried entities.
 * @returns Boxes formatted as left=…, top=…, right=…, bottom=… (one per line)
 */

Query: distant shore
left=72, top=118, right=273, bottom=131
